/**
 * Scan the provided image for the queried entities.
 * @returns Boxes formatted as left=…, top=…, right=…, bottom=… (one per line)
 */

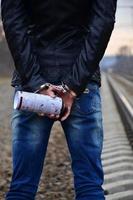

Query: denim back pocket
left=73, top=82, right=102, bottom=115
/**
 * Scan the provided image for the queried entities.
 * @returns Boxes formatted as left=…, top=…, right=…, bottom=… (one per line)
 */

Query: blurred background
left=102, top=0, right=133, bottom=80
left=0, top=0, right=133, bottom=200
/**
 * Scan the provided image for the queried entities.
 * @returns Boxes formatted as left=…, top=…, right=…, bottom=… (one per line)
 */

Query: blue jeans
left=6, top=82, right=105, bottom=200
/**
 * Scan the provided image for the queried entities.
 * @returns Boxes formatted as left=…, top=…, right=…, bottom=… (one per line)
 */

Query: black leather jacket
left=1, top=0, right=117, bottom=96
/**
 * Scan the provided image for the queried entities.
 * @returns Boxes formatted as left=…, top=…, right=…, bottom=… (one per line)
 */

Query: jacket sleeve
left=1, top=0, right=46, bottom=91
left=63, top=0, right=117, bottom=96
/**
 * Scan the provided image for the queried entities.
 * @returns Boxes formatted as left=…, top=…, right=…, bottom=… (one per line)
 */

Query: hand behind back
left=38, top=84, right=75, bottom=121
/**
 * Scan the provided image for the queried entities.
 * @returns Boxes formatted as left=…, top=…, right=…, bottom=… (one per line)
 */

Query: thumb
left=45, top=90, right=56, bottom=98
left=50, top=92, right=56, bottom=98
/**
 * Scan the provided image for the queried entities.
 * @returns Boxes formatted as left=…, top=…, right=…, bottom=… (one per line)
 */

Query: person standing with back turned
left=1, top=0, right=117, bottom=199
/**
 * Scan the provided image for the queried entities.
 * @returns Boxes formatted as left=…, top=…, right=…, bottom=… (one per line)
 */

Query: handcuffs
left=35, top=82, right=77, bottom=117
left=35, top=82, right=77, bottom=98
left=35, top=83, right=51, bottom=94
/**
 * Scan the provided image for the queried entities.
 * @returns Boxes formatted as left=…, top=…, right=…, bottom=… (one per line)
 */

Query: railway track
left=108, top=75, right=133, bottom=146
left=102, top=74, right=133, bottom=200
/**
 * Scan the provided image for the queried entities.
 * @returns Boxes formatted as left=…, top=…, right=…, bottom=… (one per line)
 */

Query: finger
left=40, top=88, right=56, bottom=98
left=38, top=113, right=45, bottom=117
left=46, top=91, right=56, bottom=98
left=49, top=114, right=55, bottom=117
left=61, top=111, right=70, bottom=121
left=48, top=114, right=56, bottom=119
left=60, top=107, right=71, bottom=121
left=55, top=115, right=60, bottom=120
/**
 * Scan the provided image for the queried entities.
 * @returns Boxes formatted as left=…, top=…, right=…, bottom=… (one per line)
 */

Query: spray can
left=14, top=91, right=64, bottom=115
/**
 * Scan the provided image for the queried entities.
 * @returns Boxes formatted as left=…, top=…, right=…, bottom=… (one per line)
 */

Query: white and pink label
left=14, top=91, right=63, bottom=115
